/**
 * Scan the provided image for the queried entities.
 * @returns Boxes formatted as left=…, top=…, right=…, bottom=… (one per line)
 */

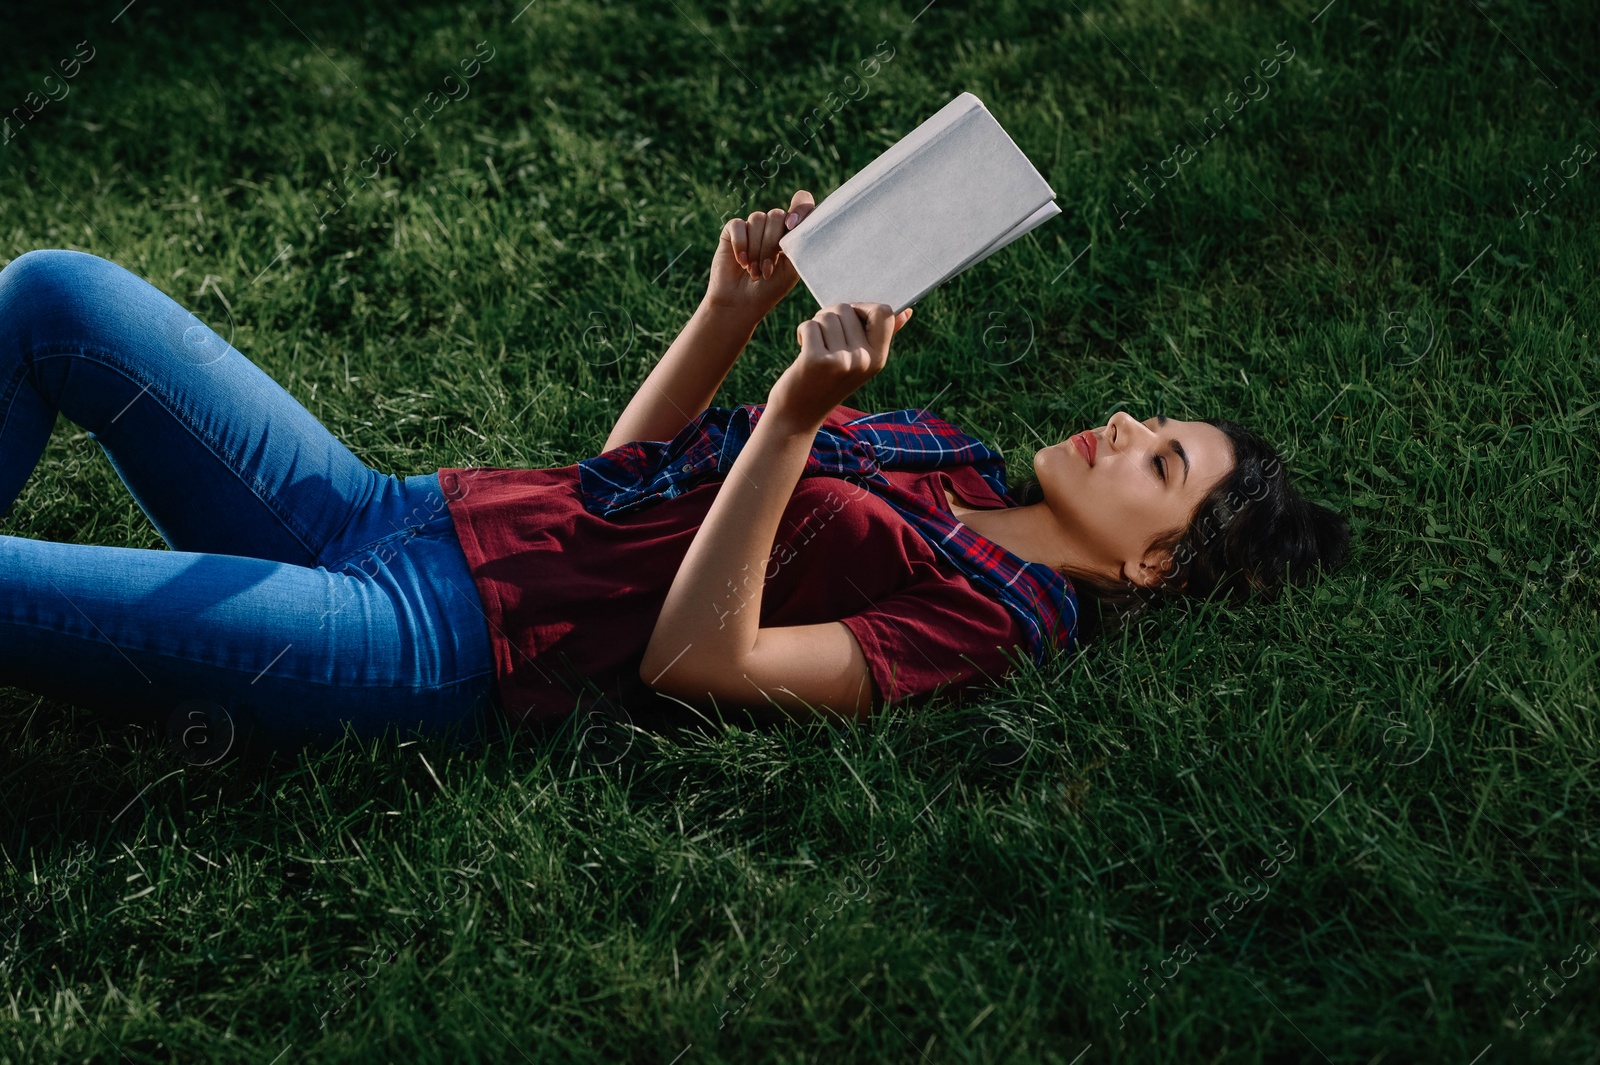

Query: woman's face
left=1034, top=411, right=1235, bottom=585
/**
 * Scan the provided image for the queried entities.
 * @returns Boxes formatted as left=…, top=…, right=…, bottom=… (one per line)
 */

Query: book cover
left=778, top=91, right=1060, bottom=314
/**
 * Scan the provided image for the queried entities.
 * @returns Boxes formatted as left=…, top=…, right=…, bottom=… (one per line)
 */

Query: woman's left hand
left=765, top=302, right=911, bottom=430
left=705, top=189, right=816, bottom=323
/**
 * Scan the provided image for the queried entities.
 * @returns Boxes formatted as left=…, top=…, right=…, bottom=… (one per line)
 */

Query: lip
left=1071, top=431, right=1097, bottom=466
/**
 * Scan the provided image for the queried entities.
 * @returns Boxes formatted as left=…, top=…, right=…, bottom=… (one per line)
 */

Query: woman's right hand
left=705, top=190, right=818, bottom=324
left=765, top=302, right=912, bottom=429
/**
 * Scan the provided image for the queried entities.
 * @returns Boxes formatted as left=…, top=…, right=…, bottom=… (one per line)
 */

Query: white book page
left=918, top=201, right=1063, bottom=303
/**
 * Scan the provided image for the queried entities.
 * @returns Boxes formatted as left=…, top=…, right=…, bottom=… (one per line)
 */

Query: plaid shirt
left=577, top=404, right=1078, bottom=665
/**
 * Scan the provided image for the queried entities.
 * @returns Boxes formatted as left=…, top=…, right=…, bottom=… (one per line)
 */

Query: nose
left=1107, top=410, right=1147, bottom=448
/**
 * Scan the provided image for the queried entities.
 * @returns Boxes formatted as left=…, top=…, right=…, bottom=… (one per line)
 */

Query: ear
left=1128, top=549, right=1184, bottom=590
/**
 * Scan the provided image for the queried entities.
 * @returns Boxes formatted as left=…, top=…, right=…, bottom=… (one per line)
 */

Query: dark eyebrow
left=1154, top=414, right=1190, bottom=485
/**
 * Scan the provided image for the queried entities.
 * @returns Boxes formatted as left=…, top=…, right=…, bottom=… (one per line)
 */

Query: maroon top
left=438, top=405, right=1029, bottom=729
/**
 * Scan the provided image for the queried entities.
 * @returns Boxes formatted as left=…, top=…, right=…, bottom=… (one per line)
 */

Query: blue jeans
left=0, top=249, right=499, bottom=754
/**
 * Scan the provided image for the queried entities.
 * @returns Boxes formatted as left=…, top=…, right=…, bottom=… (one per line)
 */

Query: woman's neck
left=958, top=502, right=1112, bottom=585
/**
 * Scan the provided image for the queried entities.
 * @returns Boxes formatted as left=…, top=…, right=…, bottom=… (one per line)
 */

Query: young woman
left=0, top=190, right=1348, bottom=754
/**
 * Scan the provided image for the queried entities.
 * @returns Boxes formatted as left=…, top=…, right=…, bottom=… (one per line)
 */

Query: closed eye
left=1150, top=413, right=1185, bottom=485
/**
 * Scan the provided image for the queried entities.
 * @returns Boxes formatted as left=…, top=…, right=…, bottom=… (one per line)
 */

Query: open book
left=778, top=91, right=1060, bottom=314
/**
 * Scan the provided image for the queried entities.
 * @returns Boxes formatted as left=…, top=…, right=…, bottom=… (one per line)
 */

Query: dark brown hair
left=1006, top=419, right=1352, bottom=644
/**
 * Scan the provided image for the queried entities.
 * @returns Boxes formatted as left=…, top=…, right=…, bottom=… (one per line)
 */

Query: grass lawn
left=1, top=0, right=1597, bottom=1060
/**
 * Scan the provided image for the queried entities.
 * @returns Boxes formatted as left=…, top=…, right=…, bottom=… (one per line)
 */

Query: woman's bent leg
left=0, top=249, right=383, bottom=566
left=0, top=515, right=496, bottom=752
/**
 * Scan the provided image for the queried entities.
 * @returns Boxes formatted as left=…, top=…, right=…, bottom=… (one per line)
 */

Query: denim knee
left=0, top=248, right=235, bottom=372
left=0, top=249, right=117, bottom=351
left=0, top=248, right=102, bottom=308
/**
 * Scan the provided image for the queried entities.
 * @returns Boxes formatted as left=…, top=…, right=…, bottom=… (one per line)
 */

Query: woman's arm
left=603, top=191, right=818, bottom=453
left=639, top=302, right=906, bottom=724
left=639, top=398, right=875, bottom=723
left=602, top=298, right=759, bottom=453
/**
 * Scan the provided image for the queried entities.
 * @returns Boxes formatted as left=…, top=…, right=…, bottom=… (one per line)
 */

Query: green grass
left=1, top=0, right=1597, bottom=1060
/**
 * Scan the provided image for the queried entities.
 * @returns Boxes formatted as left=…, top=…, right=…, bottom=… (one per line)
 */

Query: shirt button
left=680, top=463, right=693, bottom=473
